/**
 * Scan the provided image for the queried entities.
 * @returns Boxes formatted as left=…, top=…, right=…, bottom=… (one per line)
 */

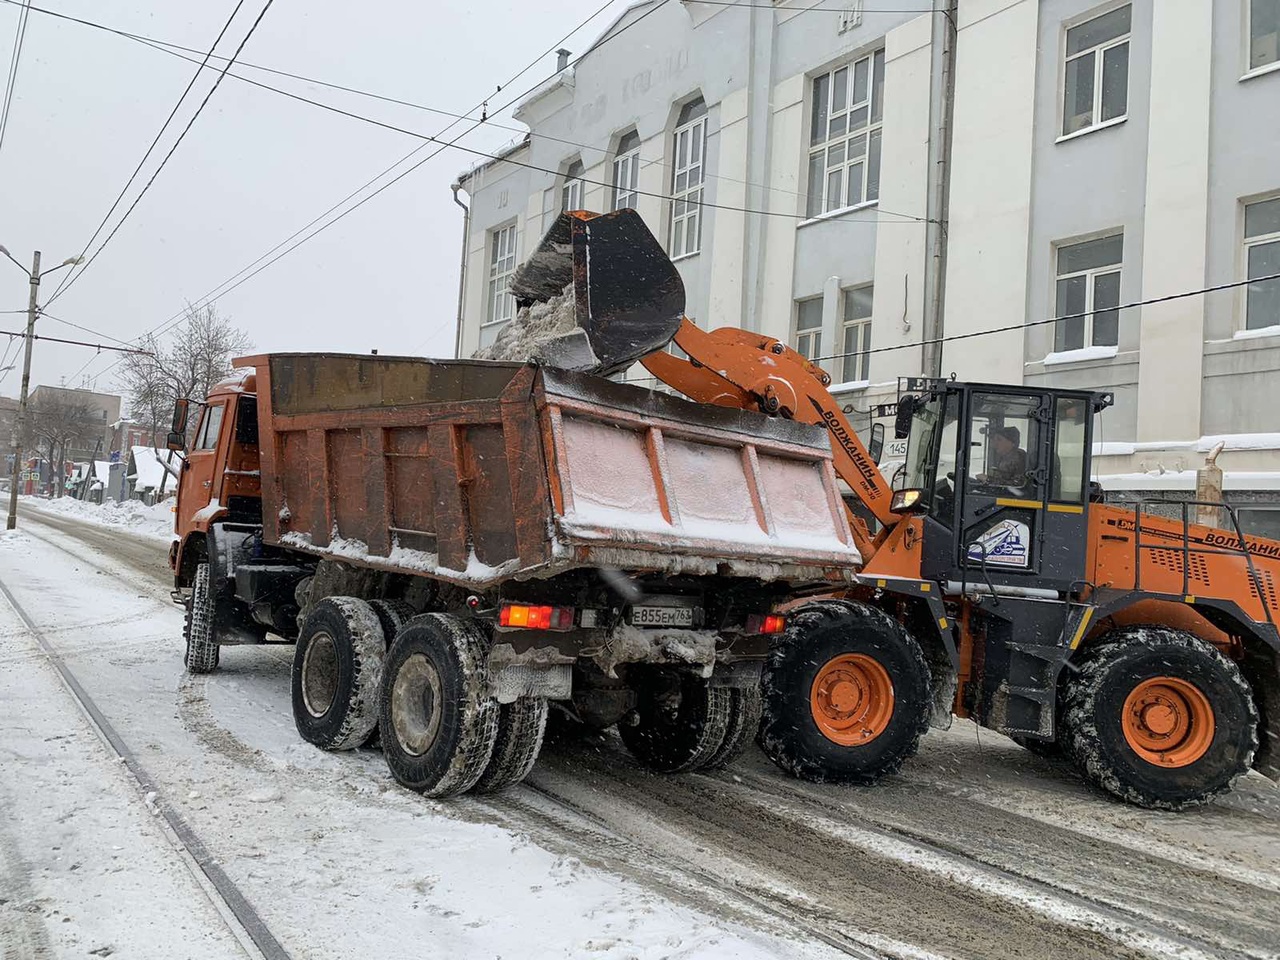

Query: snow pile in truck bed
left=472, top=283, right=592, bottom=367
left=30, top=494, right=176, bottom=541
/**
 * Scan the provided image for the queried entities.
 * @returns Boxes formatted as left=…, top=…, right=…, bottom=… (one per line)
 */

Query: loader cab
left=901, top=382, right=1111, bottom=594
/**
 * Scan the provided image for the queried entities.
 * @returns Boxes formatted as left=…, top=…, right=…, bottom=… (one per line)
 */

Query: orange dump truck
left=167, top=353, right=859, bottom=796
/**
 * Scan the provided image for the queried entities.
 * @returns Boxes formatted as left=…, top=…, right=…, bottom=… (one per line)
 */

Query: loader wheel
left=1063, top=626, right=1258, bottom=810
left=379, top=614, right=499, bottom=797
left=184, top=563, right=220, bottom=674
left=759, top=600, right=931, bottom=784
left=703, top=686, right=763, bottom=770
left=471, top=697, right=548, bottom=794
left=619, top=671, right=732, bottom=773
left=291, top=597, right=386, bottom=751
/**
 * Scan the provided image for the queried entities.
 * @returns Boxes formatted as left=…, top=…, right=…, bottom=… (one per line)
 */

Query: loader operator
left=977, top=426, right=1028, bottom=487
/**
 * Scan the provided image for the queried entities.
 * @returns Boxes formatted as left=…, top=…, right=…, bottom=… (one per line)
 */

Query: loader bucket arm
left=509, top=210, right=685, bottom=376
left=642, top=320, right=898, bottom=556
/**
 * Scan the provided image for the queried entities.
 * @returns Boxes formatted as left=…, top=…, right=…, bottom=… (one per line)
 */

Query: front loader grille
left=1148, top=548, right=1211, bottom=586
left=1248, top=569, right=1279, bottom=611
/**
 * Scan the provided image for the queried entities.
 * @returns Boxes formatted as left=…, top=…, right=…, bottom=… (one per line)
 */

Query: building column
left=1134, top=0, right=1212, bottom=442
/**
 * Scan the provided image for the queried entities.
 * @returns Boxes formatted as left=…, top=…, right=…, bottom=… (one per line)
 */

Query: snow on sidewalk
left=0, top=521, right=839, bottom=960
left=24, top=495, right=176, bottom=542
left=0, top=530, right=245, bottom=959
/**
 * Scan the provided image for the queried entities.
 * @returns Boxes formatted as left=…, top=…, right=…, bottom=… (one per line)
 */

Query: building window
left=1054, top=233, right=1122, bottom=350
left=1062, top=5, right=1130, bottom=136
left=807, top=50, right=885, bottom=218
left=670, top=99, right=707, bottom=258
left=613, top=130, right=640, bottom=211
left=483, top=223, right=518, bottom=347
left=1245, top=197, right=1280, bottom=330
left=840, top=286, right=873, bottom=383
left=1240, top=506, right=1280, bottom=540
left=562, top=160, right=585, bottom=213
left=795, top=298, right=823, bottom=360
left=1251, top=0, right=1280, bottom=71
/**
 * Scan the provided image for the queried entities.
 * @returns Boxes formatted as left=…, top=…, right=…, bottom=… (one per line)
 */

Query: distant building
left=111, top=417, right=158, bottom=455
left=29, top=385, right=121, bottom=462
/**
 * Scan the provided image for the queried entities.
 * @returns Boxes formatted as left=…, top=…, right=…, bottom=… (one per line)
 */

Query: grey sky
left=0, top=0, right=623, bottom=398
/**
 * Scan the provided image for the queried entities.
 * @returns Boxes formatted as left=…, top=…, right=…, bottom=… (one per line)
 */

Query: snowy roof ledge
left=512, top=67, right=576, bottom=123
left=456, top=133, right=532, bottom=187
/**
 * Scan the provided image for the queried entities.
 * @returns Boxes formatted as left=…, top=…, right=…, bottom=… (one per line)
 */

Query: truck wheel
left=619, top=672, right=732, bottom=773
left=703, top=687, right=762, bottom=770
left=379, top=614, right=499, bottom=798
left=1062, top=626, right=1258, bottom=810
left=471, top=698, right=548, bottom=793
left=759, top=600, right=931, bottom=784
left=291, top=597, right=386, bottom=751
left=369, top=599, right=416, bottom=643
left=184, top=563, right=220, bottom=674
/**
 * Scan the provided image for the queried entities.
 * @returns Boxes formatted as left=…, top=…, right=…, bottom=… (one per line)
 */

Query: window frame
left=1058, top=3, right=1132, bottom=140
left=1243, top=194, right=1280, bottom=332
left=806, top=49, right=885, bottom=219
left=195, top=402, right=226, bottom=452
left=482, top=221, right=519, bottom=346
left=794, top=297, right=824, bottom=361
left=670, top=100, right=707, bottom=259
left=612, top=131, right=641, bottom=211
left=1246, top=0, right=1280, bottom=76
left=561, top=159, right=585, bottom=213
left=839, top=285, right=873, bottom=383
left=1053, top=232, right=1124, bottom=351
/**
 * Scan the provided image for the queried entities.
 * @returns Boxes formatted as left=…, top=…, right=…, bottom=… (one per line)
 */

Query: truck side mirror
left=868, top=422, right=885, bottom=465
left=894, top=395, right=916, bottom=439
left=166, top=431, right=186, bottom=452
left=172, top=398, right=190, bottom=434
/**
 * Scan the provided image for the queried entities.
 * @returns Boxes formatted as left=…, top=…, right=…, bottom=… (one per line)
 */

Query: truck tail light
left=498, top=604, right=574, bottom=631
left=746, top=614, right=786, bottom=635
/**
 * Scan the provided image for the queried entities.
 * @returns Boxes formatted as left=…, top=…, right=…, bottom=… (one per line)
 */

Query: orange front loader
left=535, top=209, right=1280, bottom=810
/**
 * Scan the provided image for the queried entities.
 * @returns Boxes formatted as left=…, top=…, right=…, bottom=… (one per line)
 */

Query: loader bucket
left=510, top=209, right=685, bottom=375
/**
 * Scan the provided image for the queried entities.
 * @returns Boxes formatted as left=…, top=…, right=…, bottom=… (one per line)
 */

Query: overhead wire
left=46, top=0, right=278, bottom=307
left=44, top=0, right=251, bottom=305
left=0, top=0, right=31, bottom=161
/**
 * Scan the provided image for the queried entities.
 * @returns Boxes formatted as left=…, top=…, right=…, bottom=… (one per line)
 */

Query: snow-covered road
left=3, top=502, right=1280, bottom=960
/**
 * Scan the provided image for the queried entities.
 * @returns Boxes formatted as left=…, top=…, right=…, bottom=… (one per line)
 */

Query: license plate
left=629, top=605, right=695, bottom=628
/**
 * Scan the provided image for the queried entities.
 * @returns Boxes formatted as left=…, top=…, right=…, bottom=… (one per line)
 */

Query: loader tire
left=183, top=563, right=220, bottom=674
left=759, top=600, right=931, bottom=785
left=1063, top=626, right=1257, bottom=810
left=291, top=597, right=386, bottom=751
left=472, top=697, right=549, bottom=794
left=703, top=686, right=763, bottom=771
left=619, top=671, right=732, bottom=773
left=379, top=614, right=499, bottom=798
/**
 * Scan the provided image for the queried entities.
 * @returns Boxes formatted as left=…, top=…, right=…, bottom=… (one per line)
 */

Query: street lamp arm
left=0, top=246, right=29, bottom=276
left=36, top=256, right=84, bottom=279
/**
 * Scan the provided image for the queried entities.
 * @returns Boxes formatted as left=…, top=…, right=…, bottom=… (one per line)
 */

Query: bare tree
left=29, top=396, right=99, bottom=497
left=118, top=303, right=252, bottom=495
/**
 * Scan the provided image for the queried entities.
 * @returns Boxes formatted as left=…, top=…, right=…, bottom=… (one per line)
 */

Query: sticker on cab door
left=967, top=519, right=1031, bottom=568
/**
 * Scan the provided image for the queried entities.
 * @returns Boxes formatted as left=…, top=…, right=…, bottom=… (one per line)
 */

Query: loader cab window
left=903, top=390, right=959, bottom=527
left=1052, top=396, right=1089, bottom=502
left=195, top=403, right=225, bottom=451
left=967, top=393, right=1041, bottom=494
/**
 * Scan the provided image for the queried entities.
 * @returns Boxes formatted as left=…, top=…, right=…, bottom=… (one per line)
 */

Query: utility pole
left=7, top=250, right=40, bottom=530
left=0, top=247, right=83, bottom=530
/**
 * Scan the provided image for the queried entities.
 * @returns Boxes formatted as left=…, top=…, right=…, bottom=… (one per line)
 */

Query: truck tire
left=759, top=599, right=931, bottom=785
left=619, top=672, right=732, bottom=773
left=1062, top=626, right=1258, bottom=810
left=369, top=599, right=416, bottom=644
left=291, top=597, right=386, bottom=751
left=379, top=614, right=499, bottom=797
left=472, top=697, right=548, bottom=794
left=184, top=563, right=220, bottom=674
left=703, top=686, right=762, bottom=770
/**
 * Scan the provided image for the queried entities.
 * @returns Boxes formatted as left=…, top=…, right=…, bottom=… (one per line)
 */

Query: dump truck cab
left=167, top=370, right=262, bottom=589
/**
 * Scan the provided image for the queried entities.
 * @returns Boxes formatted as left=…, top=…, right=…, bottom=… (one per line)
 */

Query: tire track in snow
left=0, top=792, right=54, bottom=960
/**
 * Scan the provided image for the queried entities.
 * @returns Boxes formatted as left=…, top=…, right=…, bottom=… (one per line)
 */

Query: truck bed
left=236, top=353, right=859, bottom=588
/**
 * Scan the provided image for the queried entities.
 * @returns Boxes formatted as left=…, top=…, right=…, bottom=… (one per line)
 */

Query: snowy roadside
left=21, top=495, right=176, bottom=543
left=0, top=530, right=246, bottom=959
left=0, top=522, right=844, bottom=960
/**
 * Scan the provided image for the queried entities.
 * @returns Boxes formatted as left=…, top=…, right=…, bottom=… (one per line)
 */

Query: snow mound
left=473, top=283, right=598, bottom=369
left=32, top=495, right=176, bottom=542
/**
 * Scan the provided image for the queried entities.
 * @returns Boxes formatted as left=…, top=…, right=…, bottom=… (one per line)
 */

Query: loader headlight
left=890, top=488, right=925, bottom=514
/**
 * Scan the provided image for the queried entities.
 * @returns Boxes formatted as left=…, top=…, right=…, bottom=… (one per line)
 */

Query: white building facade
left=455, top=0, right=1280, bottom=536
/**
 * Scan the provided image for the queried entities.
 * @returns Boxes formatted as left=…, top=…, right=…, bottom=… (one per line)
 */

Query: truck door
left=177, top=399, right=227, bottom=533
